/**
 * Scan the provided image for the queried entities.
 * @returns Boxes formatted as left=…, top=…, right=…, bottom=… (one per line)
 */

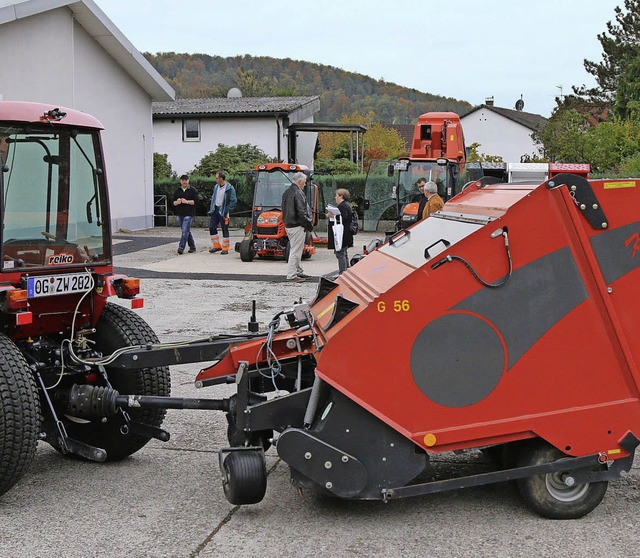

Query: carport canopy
left=287, top=122, right=367, bottom=172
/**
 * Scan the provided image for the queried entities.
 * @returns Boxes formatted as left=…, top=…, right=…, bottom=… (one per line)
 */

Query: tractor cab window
left=254, top=171, right=296, bottom=208
left=364, top=160, right=485, bottom=232
left=0, top=125, right=110, bottom=270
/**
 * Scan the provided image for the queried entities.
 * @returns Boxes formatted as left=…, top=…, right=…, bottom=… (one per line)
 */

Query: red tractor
left=0, top=102, right=170, bottom=497
left=235, top=163, right=319, bottom=262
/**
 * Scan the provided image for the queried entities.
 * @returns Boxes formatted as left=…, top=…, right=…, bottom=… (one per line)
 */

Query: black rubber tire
left=221, top=450, right=267, bottom=505
left=239, top=239, right=255, bottom=262
left=282, top=240, right=290, bottom=262
left=0, top=334, right=40, bottom=497
left=516, top=442, right=608, bottom=519
left=51, top=302, right=171, bottom=461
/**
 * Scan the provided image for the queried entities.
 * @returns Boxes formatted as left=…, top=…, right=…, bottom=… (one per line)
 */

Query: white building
left=152, top=96, right=321, bottom=174
left=0, top=0, right=175, bottom=230
left=461, top=100, right=548, bottom=163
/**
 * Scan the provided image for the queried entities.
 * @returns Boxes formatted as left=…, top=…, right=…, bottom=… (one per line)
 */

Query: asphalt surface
left=1, top=226, right=639, bottom=558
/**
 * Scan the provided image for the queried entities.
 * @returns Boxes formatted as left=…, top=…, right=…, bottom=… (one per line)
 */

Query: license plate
left=27, top=272, right=93, bottom=298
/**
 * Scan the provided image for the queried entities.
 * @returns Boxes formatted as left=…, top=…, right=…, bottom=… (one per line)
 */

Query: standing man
left=281, top=171, right=313, bottom=282
left=208, top=170, right=237, bottom=254
left=172, top=174, right=198, bottom=254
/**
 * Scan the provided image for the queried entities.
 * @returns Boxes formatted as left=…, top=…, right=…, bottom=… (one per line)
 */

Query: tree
left=316, top=111, right=406, bottom=169
left=576, top=0, right=640, bottom=106
left=153, top=153, right=175, bottom=180
left=193, top=144, right=271, bottom=176
left=614, top=57, right=640, bottom=119
left=531, top=109, right=591, bottom=163
left=466, top=142, right=504, bottom=163
left=313, top=158, right=359, bottom=174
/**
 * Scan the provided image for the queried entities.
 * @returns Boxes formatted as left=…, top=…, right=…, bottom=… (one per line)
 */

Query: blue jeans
left=178, top=215, right=195, bottom=251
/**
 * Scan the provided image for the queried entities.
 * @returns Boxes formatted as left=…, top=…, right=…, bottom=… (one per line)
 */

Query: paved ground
left=1, top=226, right=639, bottom=558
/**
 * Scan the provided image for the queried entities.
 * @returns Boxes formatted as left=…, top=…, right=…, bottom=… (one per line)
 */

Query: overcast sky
left=97, top=0, right=622, bottom=117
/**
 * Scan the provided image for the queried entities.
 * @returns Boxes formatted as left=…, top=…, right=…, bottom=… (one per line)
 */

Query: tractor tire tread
left=0, top=334, right=40, bottom=497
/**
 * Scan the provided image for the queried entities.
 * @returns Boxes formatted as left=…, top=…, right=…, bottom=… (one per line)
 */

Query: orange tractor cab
left=235, top=163, right=321, bottom=262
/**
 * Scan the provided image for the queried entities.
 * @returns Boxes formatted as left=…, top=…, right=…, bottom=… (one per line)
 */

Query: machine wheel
left=221, top=450, right=267, bottom=505
left=239, top=239, right=255, bottom=262
left=283, top=240, right=291, bottom=262
left=516, top=442, right=608, bottom=519
left=226, top=413, right=272, bottom=451
left=51, top=302, right=171, bottom=461
left=0, top=334, right=40, bottom=497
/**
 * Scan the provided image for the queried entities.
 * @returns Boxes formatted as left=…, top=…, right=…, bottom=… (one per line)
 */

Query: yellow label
left=317, top=302, right=335, bottom=319
left=604, top=181, right=636, bottom=189
left=607, top=448, right=622, bottom=455
left=449, top=134, right=455, bottom=142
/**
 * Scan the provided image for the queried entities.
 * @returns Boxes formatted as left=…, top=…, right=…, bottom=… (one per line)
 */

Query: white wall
left=461, top=109, right=538, bottom=163
left=72, top=20, right=155, bottom=231
left=154, top=115, right=318, bottom=174
left=0, top=8, right=156, bottom=230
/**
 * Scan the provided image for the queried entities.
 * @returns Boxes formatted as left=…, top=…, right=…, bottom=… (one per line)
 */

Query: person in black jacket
left=281, top=172, right=313, bottom=281
left=327, top=188, right=354, bottom=274
left=172, top=174, right=198, bottom=254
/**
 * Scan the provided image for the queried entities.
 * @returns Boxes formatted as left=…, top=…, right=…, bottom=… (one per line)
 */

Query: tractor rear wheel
left=51, top=302, right=171, bottom=461
left=239, top=239, right=256, bottom=262
left=0, top=334, right=40, bottom=497
left=221, top=450, right=267, bottom=505
left=516, top=442, right=608, bottom=519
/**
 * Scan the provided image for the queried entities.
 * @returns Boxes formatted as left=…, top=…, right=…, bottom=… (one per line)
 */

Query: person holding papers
left=326, top=188, right=354, bottom=274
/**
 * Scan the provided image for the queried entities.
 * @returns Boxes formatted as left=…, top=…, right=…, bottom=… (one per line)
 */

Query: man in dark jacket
left=281, top=172, right=313, bottom=281
left=172, top=174, right=198, bottom=254
left=327, top=188, right=354, bottom=274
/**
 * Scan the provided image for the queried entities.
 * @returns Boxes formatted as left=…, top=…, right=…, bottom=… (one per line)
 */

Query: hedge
left=155, top=173, right=368, bottom=221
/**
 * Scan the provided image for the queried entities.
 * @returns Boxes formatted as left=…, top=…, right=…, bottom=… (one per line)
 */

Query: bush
left=192, top=144, right=271, bottom=176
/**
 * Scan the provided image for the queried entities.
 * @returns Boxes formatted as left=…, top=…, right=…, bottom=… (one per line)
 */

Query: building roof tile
left=153, top=96, right=321, bottom=117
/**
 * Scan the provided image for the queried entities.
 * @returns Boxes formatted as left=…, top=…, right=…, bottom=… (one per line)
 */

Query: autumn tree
left=316, top=111, right=406, bottom=170
left=466, top=142, right=504, bottom=163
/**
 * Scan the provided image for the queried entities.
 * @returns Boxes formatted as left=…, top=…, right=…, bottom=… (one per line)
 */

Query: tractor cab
left=0, top=103, right=122, bottom=337
left=363, top=158, right=482, bottom=232
left=236, top=163, right=319, bottom=262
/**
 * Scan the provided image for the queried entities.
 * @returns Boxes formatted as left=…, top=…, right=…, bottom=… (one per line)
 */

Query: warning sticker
left=604, top=180, right=637, bottom=189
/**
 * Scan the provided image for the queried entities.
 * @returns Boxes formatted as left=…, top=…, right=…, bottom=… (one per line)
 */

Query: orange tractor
left=235, top=163, right=322, bottom=262
left=362, top=112, right=485, bottom=232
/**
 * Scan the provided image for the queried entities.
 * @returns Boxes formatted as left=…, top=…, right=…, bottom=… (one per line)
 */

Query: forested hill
left=144, top=53, right=472, bottom=123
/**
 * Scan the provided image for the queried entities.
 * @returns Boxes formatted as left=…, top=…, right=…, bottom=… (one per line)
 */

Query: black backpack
left=349, top=209, right=359, bottom=235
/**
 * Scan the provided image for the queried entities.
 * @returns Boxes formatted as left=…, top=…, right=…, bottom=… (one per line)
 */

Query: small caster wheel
left=220, top=449, right=267, bottom=505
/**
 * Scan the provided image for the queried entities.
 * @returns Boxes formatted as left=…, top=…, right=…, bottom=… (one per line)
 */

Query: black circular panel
left=410, top=313, right=505, bottom=408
